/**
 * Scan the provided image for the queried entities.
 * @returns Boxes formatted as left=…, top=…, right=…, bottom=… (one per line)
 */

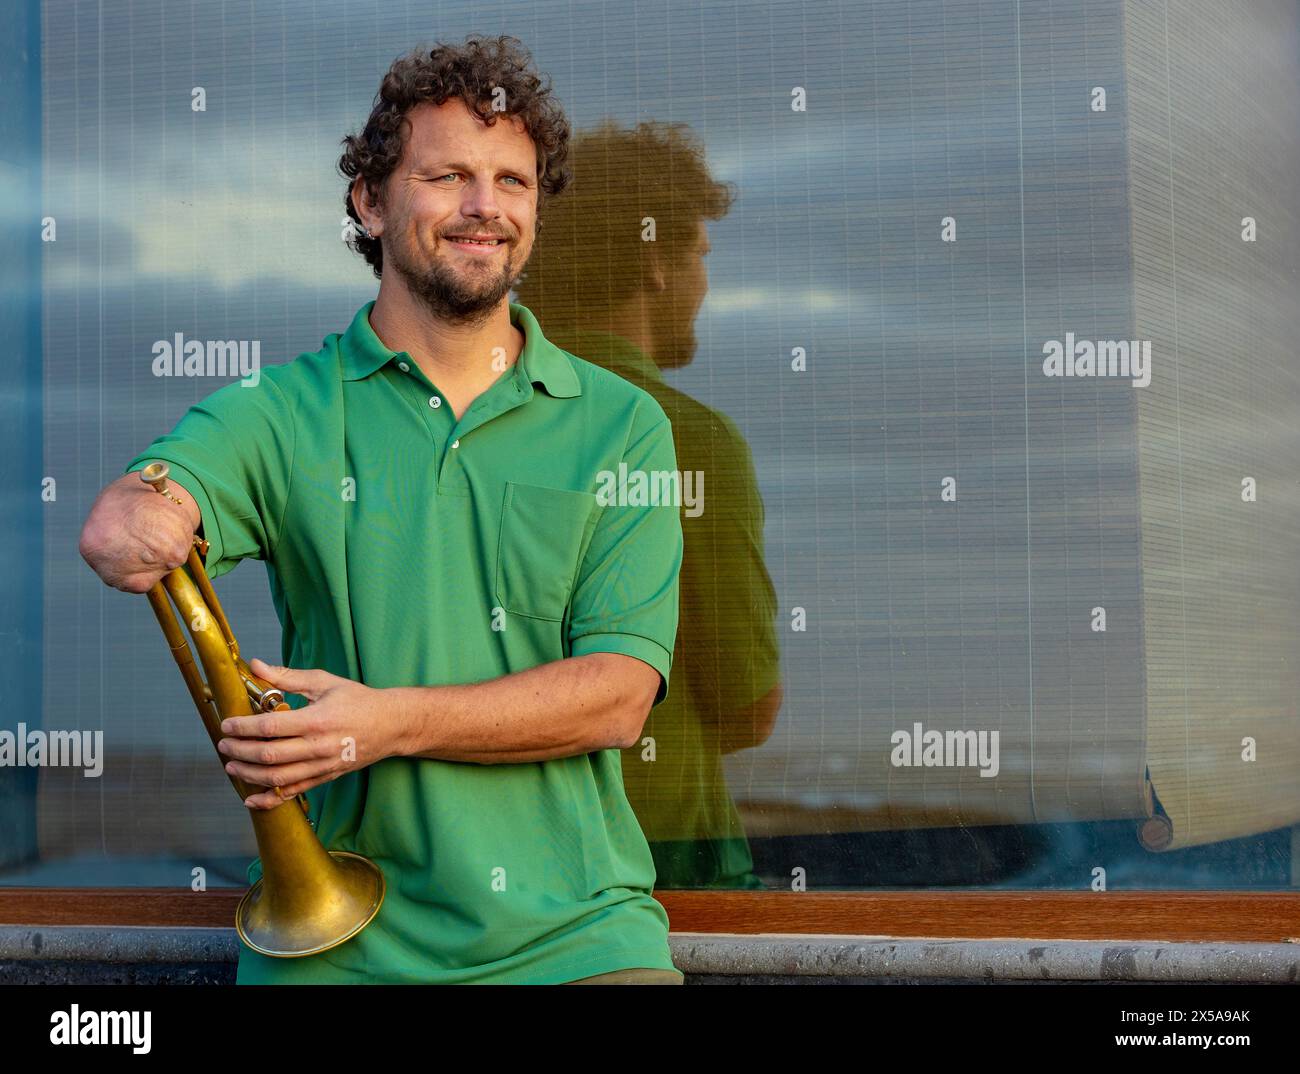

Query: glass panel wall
left=3, top=0, right=1297, bottom=892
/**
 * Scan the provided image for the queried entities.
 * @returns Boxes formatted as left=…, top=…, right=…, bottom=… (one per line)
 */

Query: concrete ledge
left=669, top=932, right=1300, bottom=983
left=0, top=926, right=237, bottom=963
left=1, top=926, right=1297, bottom=983
left=0, top=926, right=238, bottom=984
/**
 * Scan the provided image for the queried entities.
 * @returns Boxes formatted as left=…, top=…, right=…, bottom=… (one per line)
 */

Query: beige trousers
left=562, top=967, right=685, bottom=985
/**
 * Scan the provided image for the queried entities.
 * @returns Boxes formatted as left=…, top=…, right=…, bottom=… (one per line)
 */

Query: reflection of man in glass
left=516, top=121, right=782, bottom=888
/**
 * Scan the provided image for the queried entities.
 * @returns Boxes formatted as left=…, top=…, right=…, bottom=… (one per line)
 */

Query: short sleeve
left=568, top=410, right=683, bottom=707
left=122, top=376, right=295, bottom=580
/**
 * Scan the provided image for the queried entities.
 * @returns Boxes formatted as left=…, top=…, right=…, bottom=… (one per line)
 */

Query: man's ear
left=351, top=178, right=383, bottom=236
left=645, top=249, right=669, bottom=292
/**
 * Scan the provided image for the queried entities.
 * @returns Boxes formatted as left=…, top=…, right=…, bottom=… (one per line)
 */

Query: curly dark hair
left=338, top=35, right=572, bottom=278
left=514, top=119, right=735, bottom=336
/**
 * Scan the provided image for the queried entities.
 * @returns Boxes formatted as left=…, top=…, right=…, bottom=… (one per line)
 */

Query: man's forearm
left=389, top=652, right=651, bottom=764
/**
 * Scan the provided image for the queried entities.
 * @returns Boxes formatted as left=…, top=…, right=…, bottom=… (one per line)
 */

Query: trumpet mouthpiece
left=140, top=460, right=169, bottom=492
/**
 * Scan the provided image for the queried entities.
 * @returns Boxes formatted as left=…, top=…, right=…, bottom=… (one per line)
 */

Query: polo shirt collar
left=564, top=328, right=665, bottom=385
left=340, top=299, right=582, bottom=398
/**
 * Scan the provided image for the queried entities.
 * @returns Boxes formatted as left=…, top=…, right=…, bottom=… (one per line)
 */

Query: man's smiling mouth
left=446, top=234, right=506, bottom=248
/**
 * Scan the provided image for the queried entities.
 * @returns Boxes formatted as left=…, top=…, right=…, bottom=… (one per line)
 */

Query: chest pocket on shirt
left=495, top=481, right=601, bottom=621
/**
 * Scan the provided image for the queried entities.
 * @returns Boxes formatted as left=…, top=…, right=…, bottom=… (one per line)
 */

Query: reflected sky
left=17, top=0, right=1300, bottom=886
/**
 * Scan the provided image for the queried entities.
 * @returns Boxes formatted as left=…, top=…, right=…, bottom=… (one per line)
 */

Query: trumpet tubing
left=139, top=461, right=384, bottom=958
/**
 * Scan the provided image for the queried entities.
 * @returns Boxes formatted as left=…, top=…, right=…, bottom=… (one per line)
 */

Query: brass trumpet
left=138, top=461, right=384, bottom=957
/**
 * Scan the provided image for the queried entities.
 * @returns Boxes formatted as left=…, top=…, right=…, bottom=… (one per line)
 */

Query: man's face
left=653, top=219, right=711, bottom=370
left=365, top=99, right=540, bottom=323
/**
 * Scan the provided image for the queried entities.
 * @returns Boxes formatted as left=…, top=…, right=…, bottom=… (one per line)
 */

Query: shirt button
left=429, top=395, right=442, bottom=409
left=451, top=439, right=460, bottom=449
left=398, top=361, right=410, bottom=372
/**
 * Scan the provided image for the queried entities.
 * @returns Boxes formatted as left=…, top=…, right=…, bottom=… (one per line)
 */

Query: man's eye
left=428, top=173, right=524, bottom=185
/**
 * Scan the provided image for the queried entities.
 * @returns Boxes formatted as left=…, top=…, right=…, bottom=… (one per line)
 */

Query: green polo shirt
left=562, top=327, right=780, bottom=889
left=123, top=299, right=684, bottom=984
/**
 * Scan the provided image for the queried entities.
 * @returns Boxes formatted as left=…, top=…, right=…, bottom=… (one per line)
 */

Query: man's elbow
left=575, top=651, right=661, bottom=751
left=616, top=672, right=661, bottom=750
left=721, top=681, right=783, bottom=753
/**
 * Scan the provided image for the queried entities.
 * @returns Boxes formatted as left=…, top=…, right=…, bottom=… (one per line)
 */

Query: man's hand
left=80, top=471, right=203, bottom=593
left=217, top=657, right=408, bottom=809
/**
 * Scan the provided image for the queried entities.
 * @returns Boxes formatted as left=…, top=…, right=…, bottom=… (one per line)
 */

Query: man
left=78, top=36, right=684, bottom=985
left=516, top=120, right=782, bottom=889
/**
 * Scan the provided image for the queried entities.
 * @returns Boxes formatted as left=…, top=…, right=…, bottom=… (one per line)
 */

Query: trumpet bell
left=237, top=850, right=385, bottom=958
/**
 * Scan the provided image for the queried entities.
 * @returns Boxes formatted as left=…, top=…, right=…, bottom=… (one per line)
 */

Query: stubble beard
left=390, top=230, right=522, bottom=327
left=657, top=316, right=699, bottom=371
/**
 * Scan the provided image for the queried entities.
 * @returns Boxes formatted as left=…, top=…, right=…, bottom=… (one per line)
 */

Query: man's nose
left=460, top=179, right=503, bottom=221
